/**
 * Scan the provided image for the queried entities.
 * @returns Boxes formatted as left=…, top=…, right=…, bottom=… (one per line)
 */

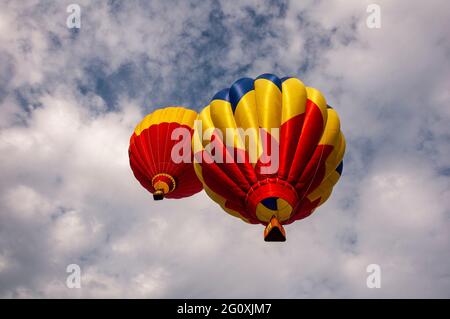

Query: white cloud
left=0, top=0, right=449, bottom=298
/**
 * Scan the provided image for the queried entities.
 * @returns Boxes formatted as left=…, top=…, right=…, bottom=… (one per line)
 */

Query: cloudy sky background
left=0, top=0, right=449, bottom=298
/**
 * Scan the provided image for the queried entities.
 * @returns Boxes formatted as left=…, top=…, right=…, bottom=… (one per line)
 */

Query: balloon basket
left=264, top=216, right=286, bottom=242
left=153, top=190, right=164, bottom=201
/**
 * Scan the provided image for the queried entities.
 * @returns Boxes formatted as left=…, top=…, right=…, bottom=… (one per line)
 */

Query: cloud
left=0, top=0, right=449, bottom=298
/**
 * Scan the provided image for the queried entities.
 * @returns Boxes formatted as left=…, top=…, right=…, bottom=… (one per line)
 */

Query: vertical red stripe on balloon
left=199, top=151, right=247, bottom=200
left=133, top=132, right=156, bottom=177
left=295, top=144, right=333, bottom=197
left=278, top=113, right=305, bottom=179
left=255, top=129, right=279, bottom=179
left=287, top=100, right=325, bottom=184
left=211, top=132, right=256, bottom=191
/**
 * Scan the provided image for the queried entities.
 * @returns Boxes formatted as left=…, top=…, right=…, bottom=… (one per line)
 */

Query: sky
left=0, top=0, right=449, bottom=298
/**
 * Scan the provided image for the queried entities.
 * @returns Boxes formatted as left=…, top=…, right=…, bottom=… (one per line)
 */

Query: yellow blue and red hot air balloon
left=192, top=74, right=345, bottom=241
left=129, top=106, right=203, bottom=200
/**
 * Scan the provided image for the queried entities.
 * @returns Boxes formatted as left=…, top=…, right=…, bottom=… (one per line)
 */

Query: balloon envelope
left=129, top=106, right=203, bottom=200
left=192, top=74, right=345, bottom=240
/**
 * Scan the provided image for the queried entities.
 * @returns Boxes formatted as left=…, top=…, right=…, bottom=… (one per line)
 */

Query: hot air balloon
left=129, top=106, right=203, bottom=200
left=192, top=74, right=345, bottom=241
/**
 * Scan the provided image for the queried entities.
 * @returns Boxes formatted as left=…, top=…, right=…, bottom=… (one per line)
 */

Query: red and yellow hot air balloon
left=193, top=74, right=345, bottom=241
left=129, top=106, right=203, bottom=200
